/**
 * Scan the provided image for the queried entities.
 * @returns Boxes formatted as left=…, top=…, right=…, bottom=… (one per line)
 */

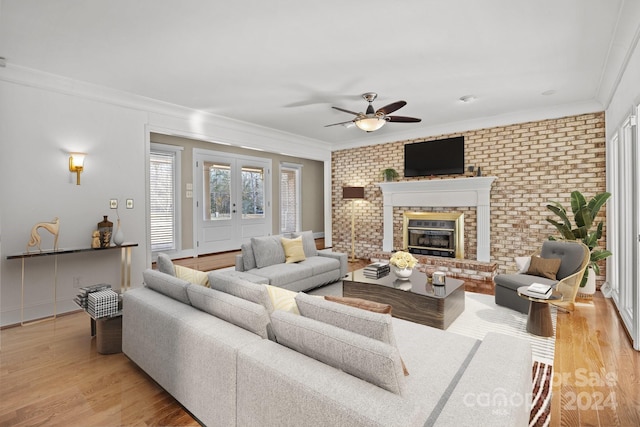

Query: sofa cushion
left=270, top=310, right=406, bottom=395
left=143, top=269, right=190, bottom=304
left=295, top=292, right=397, bottom=345
left=156, top=253, right=176, bottom=276
left=187, top=285, right=270, bottom=339
left=293, top=230, right=318, bottom=257
left=281, top=236, right=306, bottom=263
left=208, top=274, right=274, bottom=314
left=249, top=263, right=312, bottom=287
left=540, top=240, right=586, bottom=280
left=174, top=265, right=210, bottom=287
left=494, top=273, right=557, bottom=291
left=298, top=256, right=340, bottom=276
left=324, top=295, right=392, bottom=314
left=251, top=235, right=286, bottom=268
left=527, top=255, right=562, bottom=280
left=241, top=242, right=257, bottom=271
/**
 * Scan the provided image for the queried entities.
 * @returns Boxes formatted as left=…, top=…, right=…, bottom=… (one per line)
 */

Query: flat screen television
left=404, top=136, right=465, bottom=177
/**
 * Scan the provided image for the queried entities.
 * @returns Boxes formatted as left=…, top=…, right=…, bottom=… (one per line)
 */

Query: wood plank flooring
left=1, top=250, right=638, bottom=426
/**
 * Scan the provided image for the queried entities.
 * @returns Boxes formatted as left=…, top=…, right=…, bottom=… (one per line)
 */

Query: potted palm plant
left=381, top=168, right=399, bottom=182
left=546, top=190, right=612, bottom=295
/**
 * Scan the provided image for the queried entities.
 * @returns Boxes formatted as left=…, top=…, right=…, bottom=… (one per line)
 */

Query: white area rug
left=447, top=292, right=557, bottom=366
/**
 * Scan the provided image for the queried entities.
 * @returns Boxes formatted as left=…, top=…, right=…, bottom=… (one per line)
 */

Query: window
left=280, top=163, right=301, bottom=233
left=242, top=166, right=265, bottom=218
left=150, top=143, right=182, bottom=252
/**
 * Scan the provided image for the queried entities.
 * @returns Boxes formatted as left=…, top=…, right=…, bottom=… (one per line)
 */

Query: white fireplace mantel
left=378, top=176, right=497, bottom=262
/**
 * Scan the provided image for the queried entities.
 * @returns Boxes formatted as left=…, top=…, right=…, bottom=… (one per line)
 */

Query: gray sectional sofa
left=123, top=268, right=533, bottom=427
left=229, top=231, right=348, bottom=292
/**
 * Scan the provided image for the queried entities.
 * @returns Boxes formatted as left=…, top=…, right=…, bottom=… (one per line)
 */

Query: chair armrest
left=318, top=251, right=348, bottom=277
left=235, top=254, right=245, bottom=272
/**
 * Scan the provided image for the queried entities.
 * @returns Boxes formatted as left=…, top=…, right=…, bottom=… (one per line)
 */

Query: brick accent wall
left=332, top=112, right=607, bottom=283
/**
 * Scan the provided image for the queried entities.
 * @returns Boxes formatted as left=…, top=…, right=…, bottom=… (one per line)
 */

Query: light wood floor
left=1, top=252, right=639, bottom=427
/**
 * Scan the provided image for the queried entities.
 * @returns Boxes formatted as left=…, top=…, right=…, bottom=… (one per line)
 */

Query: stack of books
left=527, top=283, right=552, bottom=299
left=74, top=283, right=112, bottom=310
left=87, top=289, right=119, bottom=318
left=363, top=262, right=390, bottom=279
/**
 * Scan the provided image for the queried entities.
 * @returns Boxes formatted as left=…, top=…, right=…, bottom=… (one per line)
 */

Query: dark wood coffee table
left=343, top=269, right=465, bottom=329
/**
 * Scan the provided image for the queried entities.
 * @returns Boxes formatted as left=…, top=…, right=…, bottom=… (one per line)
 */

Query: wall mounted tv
left=404, top=136, right=465, bottom=177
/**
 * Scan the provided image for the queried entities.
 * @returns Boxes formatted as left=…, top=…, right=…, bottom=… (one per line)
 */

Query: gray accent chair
left=494, top=240, right=590, bottom=313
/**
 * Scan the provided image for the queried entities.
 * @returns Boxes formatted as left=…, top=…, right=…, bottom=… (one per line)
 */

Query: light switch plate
left=186, top=183, right=193, bottom=190
left=126, top=199, right=134, bottom=209
left=110, top=199, right=118, bottom=209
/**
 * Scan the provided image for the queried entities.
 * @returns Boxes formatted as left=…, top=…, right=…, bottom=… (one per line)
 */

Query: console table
left=6, top=243, right=137, bottom=325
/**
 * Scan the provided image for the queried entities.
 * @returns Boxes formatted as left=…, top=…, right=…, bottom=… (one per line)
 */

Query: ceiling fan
left=325, top=92, right=421, bottom=132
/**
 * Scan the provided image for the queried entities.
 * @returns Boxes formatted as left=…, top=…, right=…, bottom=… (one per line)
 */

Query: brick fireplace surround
left=331, top=112, right=607, bottom=290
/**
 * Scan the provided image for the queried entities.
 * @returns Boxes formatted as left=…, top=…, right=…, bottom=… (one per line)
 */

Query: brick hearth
left=370, top=252, right=497, bottom=295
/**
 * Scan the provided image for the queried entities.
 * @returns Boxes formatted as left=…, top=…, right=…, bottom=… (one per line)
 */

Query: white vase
left=577, top=266, right=597, bottom=298
left=113, top=219, right=124, bottom=246
left=392, top=266, right=413, bottom=280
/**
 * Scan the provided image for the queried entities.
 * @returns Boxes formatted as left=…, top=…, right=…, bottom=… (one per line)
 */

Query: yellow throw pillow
left=281, top=236, right=306, bottom=264
left=174, top=265, right=210, bottom=287
left=265, top=285, right=300, bottom=315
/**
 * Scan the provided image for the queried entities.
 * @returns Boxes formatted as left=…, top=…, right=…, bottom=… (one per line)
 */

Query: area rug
left=447, top=292, right=555, bottom=427
left=447, top=292, right=556, bottom=365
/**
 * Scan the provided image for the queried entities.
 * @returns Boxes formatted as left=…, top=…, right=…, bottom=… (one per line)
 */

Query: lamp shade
left=355, top=117, right=386, bottom=132
left=342, top=186, right=365, bottom=199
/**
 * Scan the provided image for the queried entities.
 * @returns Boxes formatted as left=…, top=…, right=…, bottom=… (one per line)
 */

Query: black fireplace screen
left=406, top=219, right=456, bottom=257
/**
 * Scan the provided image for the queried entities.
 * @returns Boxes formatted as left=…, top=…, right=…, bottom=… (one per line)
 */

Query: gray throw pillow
left=251, top=235, right=286, bottom=268
left=271, top=310, right=406, bottom=395
left=293, top=230, right=318, bottom=257
left=156, top=253, right=176, bottom=276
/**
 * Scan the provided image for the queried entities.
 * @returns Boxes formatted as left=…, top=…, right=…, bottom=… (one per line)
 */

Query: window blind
left=150, top=150, right=176, bottom=251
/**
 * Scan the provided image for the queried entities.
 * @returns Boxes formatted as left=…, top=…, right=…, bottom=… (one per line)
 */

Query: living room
left=1, top=1, right=640, bottom=426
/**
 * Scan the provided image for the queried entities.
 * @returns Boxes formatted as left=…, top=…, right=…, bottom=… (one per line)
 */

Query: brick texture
left=332, top=112, right=607, bottom=285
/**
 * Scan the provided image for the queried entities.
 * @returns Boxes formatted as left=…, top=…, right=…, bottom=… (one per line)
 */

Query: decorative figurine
left=26, top=217, right=60, bottom=253
left=91, top=230, right=101, bottom=248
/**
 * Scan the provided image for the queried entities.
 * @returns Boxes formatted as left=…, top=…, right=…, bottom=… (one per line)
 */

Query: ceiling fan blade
left=332, top=106, right=361, bottom=116
left=377, top=100, right=407, bottom=115
left=325, top=120, right=355, bottom=127
left=387, top=115, right=422, bottom=123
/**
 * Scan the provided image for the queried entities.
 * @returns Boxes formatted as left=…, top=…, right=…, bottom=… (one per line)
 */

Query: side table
left=93, top=313, right=123, bottom=354
left=517, top=286, right=562, bottom=337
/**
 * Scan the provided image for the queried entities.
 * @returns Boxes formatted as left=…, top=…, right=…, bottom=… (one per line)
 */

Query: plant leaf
left=570, top=191, right=587, bottom=216
left=591, top=249, right=612, bottom=262
left=546, top=219, right=576, bottom=240
left=587, top=192, right=611, bottom=221
left=546, top=204, right=572, bottom=230
left=574, top=206, right=593, bottom=229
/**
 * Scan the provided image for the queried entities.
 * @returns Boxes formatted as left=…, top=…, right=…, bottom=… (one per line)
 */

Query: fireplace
left=403, top=212, right=464, bottom=259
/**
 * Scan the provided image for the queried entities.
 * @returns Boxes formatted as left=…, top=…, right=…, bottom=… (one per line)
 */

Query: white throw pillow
left=515, top=256, right=531, bottom=274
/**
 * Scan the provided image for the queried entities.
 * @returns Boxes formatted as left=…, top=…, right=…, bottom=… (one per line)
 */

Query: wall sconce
left=68, top=152, right=86, bottom=185
left=343, top=186, right=365, bottom=262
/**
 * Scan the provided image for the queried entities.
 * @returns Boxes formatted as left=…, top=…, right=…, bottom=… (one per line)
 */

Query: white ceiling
left=1, top=0, right=638, bottom=149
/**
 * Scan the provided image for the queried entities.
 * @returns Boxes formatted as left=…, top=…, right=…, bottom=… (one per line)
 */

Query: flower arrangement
left=389, top=251, right=418, bottom=270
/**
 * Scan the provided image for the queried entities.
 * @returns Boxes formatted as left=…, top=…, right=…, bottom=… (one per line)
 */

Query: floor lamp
left=343, top=186, right=365, bottom=262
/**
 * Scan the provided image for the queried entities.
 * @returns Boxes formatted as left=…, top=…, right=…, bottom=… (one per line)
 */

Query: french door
left=194, top=149, right=271, bottom=254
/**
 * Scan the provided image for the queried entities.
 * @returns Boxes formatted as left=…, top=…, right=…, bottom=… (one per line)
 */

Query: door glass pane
left=241, top=166, right=265, bottom=219
left=204, top=162, right=231, bottom=220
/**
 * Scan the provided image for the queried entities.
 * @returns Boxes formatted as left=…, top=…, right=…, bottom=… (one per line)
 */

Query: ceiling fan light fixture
left=355, top=117, right=386, bottom=132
